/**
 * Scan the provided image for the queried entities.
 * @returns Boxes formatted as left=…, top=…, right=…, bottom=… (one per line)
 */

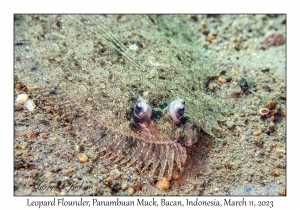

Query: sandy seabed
left=14, top=14, right=286, bottom=196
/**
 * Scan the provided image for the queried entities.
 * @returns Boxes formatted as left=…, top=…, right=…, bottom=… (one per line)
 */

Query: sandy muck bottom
left=14, top=14, right=286, bottom=196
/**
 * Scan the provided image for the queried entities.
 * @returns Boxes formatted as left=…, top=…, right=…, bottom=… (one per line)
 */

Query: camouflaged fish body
left=14, top=14, right=226, bottom=180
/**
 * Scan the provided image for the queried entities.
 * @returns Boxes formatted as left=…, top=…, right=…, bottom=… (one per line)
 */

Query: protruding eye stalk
left=133, top=97, right=152, bottom=123
left=168, top=99, right=185, bottom=123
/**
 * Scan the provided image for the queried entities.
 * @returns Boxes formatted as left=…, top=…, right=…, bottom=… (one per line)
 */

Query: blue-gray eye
left=135, top=104, right=143, bottom=113
left=178, top=108, right=184, bottom=117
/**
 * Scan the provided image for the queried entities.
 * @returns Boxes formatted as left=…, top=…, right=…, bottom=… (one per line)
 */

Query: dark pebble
left=278, top=154, right=284, bottom=158
left=277, top=164, right=286, bottom=169
left=262, top=33, right=285, bottom=46
left=112, top=183, right=121, bottom=192
left=239, top=77, right=248, bottom=92
left=14, top=104, right=23, bottom=111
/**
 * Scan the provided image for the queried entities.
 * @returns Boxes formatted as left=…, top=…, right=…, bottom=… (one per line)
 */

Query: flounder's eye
left=133, top=97, right=152, bottom=123
left=168, top=99, right=185, bottom=123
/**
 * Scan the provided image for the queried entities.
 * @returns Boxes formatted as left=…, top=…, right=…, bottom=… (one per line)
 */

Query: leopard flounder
left=14, top=14, right=226, bottom=180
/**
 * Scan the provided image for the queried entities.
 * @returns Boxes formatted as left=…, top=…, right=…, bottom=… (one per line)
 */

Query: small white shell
left=168, top=99, right=185, bottom=123
left=24, top=99, right=36, bottom=111
left=129, top=44, right=138, bottom=51
left=15, top=94, right=29, bottom=104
